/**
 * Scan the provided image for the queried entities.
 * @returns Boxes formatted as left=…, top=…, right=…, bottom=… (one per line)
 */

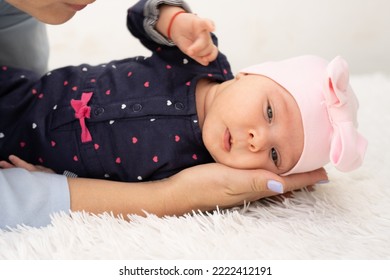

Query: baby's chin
left=211, top=157, right=242, bottom=169
left=214, top=158, right=288, bottom=175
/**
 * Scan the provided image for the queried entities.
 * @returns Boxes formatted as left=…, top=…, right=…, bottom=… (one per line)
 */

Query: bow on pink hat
left=240, top=55, right=368, bottom=175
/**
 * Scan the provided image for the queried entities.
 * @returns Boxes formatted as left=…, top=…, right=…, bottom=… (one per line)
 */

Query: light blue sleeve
left=0, top=1, right=49, bottom=75
left=0, top=168, right=70, bottom=229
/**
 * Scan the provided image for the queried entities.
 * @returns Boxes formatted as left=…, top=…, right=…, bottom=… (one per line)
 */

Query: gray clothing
left=0, top=0, right=49, bottom=75
left=0, top=1, right=64, bottom=230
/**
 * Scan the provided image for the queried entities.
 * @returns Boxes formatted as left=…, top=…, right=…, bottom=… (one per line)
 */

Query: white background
left=47, top=0, right=390, bottom=74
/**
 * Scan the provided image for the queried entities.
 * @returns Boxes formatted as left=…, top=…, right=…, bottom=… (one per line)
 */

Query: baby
left=0, top=1, right=367, bottom=182
left=238, top=55, right=368, bottom=175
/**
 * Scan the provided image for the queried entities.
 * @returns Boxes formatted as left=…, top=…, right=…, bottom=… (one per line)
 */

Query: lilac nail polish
left=267, top=180, right=284, bottom=193
left=316, top=180, right=330, bottom=185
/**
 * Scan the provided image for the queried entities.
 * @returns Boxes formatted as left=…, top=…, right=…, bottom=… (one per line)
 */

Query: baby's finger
left=188, top=39, right=218, bottom=66
left=196, top=18, right=215, bottom=33
left=187, top=56, right=206, bottom=66
left=200, top=45, right=219, bottom=63
left=188, top=19, right=215, bottom=52
left=188, top=33, right=214, bottom=56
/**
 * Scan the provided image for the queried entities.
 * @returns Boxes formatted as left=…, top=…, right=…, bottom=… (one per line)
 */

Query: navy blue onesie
left=0, top=1, right=234, bottom=182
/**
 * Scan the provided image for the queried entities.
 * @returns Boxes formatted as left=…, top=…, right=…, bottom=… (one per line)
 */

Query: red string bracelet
left=167, top=10, right=186, bottom=40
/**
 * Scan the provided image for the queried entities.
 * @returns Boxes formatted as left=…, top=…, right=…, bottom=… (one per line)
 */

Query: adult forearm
left=68, top=177, right=176, bottom=218
left=67, top=167, right=231, bottom=219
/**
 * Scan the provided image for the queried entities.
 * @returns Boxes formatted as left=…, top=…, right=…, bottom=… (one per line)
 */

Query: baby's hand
left=0, top=155, right=55, bottom=173
left=170, top=13, right=218, bottom=66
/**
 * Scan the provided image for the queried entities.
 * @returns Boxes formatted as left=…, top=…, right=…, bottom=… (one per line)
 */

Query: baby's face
left=202, top=73, right=304, bottom=174
left=7, top=0, right=95, bottom=24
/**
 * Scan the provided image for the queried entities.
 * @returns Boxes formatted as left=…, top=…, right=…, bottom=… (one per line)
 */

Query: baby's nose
left=248, top=128, right=268, bottom=152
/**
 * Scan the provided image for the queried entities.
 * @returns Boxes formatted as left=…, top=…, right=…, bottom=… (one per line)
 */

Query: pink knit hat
left=240, top=55, right=367, bottom=175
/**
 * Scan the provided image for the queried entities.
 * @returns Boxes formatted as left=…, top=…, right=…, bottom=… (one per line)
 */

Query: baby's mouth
left=224, top=128, right=232, bottom=152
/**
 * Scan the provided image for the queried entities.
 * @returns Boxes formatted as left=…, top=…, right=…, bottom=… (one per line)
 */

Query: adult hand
left=0, top=155, right=55, bottom=173
left=167, top=163, right=328, bottom=213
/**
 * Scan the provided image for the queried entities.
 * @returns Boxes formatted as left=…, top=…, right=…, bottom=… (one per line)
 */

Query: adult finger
left=7, top=155, right=37, bottom=171
left=0, top=160, right=14, bottom=169
left=281, top=168, right=328, bottom=193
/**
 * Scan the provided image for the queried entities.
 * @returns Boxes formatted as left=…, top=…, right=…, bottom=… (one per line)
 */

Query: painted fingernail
left=316, top=180, right=330, bottom=185
left=267, top=180, right=284, bottom=193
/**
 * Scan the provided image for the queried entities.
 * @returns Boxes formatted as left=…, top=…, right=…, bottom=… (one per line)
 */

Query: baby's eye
left=270, top=148, right=279, bottom=166
left=267, top=104, right=273, bottom=123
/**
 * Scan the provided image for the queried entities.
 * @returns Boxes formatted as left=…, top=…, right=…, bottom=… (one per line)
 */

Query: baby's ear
left=325, top=56, right=350, bottom=106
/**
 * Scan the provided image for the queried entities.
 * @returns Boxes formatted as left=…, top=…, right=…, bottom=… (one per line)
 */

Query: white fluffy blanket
left=1, top=74, right=389, bottom=259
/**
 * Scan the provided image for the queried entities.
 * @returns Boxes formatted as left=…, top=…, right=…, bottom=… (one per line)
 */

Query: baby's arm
left=155, top=5, right=218, bottom=66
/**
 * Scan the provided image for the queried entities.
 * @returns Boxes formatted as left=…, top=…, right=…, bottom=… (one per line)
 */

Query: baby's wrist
left=156, top=5, right=186, bottom=40
left=167, top=10, right=186, bottom=40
